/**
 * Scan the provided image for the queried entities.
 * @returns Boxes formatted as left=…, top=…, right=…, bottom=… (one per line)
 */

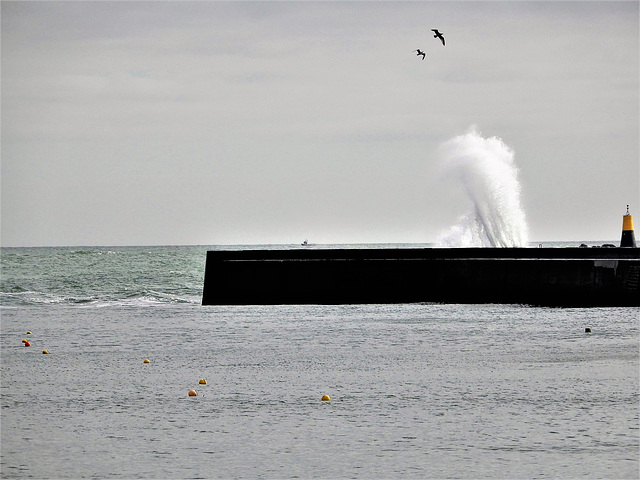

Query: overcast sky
left=2, top=1, right=638, bottom=247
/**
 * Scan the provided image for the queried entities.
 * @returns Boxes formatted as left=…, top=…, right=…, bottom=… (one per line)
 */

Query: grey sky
left=2, top=1, right=638, bottom=247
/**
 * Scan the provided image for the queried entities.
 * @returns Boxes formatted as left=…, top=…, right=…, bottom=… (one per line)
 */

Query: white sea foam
left=437, top=126, right=529, bottom=247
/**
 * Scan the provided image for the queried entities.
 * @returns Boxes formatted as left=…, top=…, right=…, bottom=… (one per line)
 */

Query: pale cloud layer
left=2, top=1, right=638, bottom=246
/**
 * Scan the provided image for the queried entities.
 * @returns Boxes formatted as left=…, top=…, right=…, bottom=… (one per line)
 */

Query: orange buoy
left=42, top=350, right=49, bottom=354
left=143, top=359, right=150, bottom=364
left=188, top=389, right=197, bottom=397
left=321, top=394, right=331, bottom=401
left=24, top=341, right=31, bottom=347
left=199, top=379, right=207, bottom=385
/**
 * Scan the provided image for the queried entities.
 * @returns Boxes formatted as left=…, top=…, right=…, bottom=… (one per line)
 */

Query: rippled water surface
left=1, top=246, right=638, bottom=479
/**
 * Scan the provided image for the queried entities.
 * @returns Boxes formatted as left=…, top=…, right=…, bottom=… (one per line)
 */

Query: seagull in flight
left=431, top=29, right=445, bottom=46
left=414, top=49, right=426, bottom=60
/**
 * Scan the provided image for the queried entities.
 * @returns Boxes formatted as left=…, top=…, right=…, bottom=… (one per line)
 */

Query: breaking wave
left=437, top=127, right=529, bottom=247
left=0, top=246, right=206, bottom=308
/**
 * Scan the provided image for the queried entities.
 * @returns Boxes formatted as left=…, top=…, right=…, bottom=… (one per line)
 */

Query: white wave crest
left=437, top=126, right=529, bottom=247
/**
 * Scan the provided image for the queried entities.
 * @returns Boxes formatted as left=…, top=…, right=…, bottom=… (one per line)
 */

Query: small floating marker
left=143, top=359, right=150, bottom=363
left=22, top=339, right=27, bottom=343
left=24, top=341, right=30, bottom=347
left=42, top=350, right=49, bottom=354
left=199, top=379, right=207, bottom=385
left=26, top=331, right=32, bottom=335
left=585, top=327, right=592, bottom=333
left=188, top=389, right=197, bottom=396
left=321, top=394, right=331, bottom=402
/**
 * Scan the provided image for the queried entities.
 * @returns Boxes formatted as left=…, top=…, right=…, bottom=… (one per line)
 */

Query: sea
left=1, top=244, right=638, bottom=479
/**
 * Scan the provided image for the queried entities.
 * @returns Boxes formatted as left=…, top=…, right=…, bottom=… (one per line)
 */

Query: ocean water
left=1, top=245, right=638, bottom=479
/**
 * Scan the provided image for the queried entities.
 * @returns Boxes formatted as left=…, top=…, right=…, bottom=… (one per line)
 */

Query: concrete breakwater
left=202, top=247, right=639, bottom=307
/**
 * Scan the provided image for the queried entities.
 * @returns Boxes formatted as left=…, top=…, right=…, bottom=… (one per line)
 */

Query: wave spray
left=436, top=127, right=529, bottom=247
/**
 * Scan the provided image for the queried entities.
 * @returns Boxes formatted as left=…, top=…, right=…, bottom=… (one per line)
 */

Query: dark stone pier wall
left=202, top=247, right=640, bottom=307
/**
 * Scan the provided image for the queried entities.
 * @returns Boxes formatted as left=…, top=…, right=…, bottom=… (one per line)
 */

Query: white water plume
left=436, top=127, right=529, bottom=247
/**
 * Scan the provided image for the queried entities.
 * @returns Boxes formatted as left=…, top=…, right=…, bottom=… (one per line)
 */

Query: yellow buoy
left=143, top=359, right=150, bottom=363
left=188, top=389, right=197, bottom=396
left=26, top=331, right=32, bottom=335
left=22, top=339, right=27, bottom=343
left=199, top=379, right=207, bottom=384
left=42, top=350, right=49, bottom=354
left=321, top=394, right=331, bottom=402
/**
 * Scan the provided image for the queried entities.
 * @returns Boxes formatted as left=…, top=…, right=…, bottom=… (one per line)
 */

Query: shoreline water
left=1, top=245, right=638, bottom=479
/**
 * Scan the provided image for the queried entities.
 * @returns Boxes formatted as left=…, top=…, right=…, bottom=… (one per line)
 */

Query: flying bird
left=431, top=29, right=445, bottom=46
left=414, top=49, right=426, bottom=60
